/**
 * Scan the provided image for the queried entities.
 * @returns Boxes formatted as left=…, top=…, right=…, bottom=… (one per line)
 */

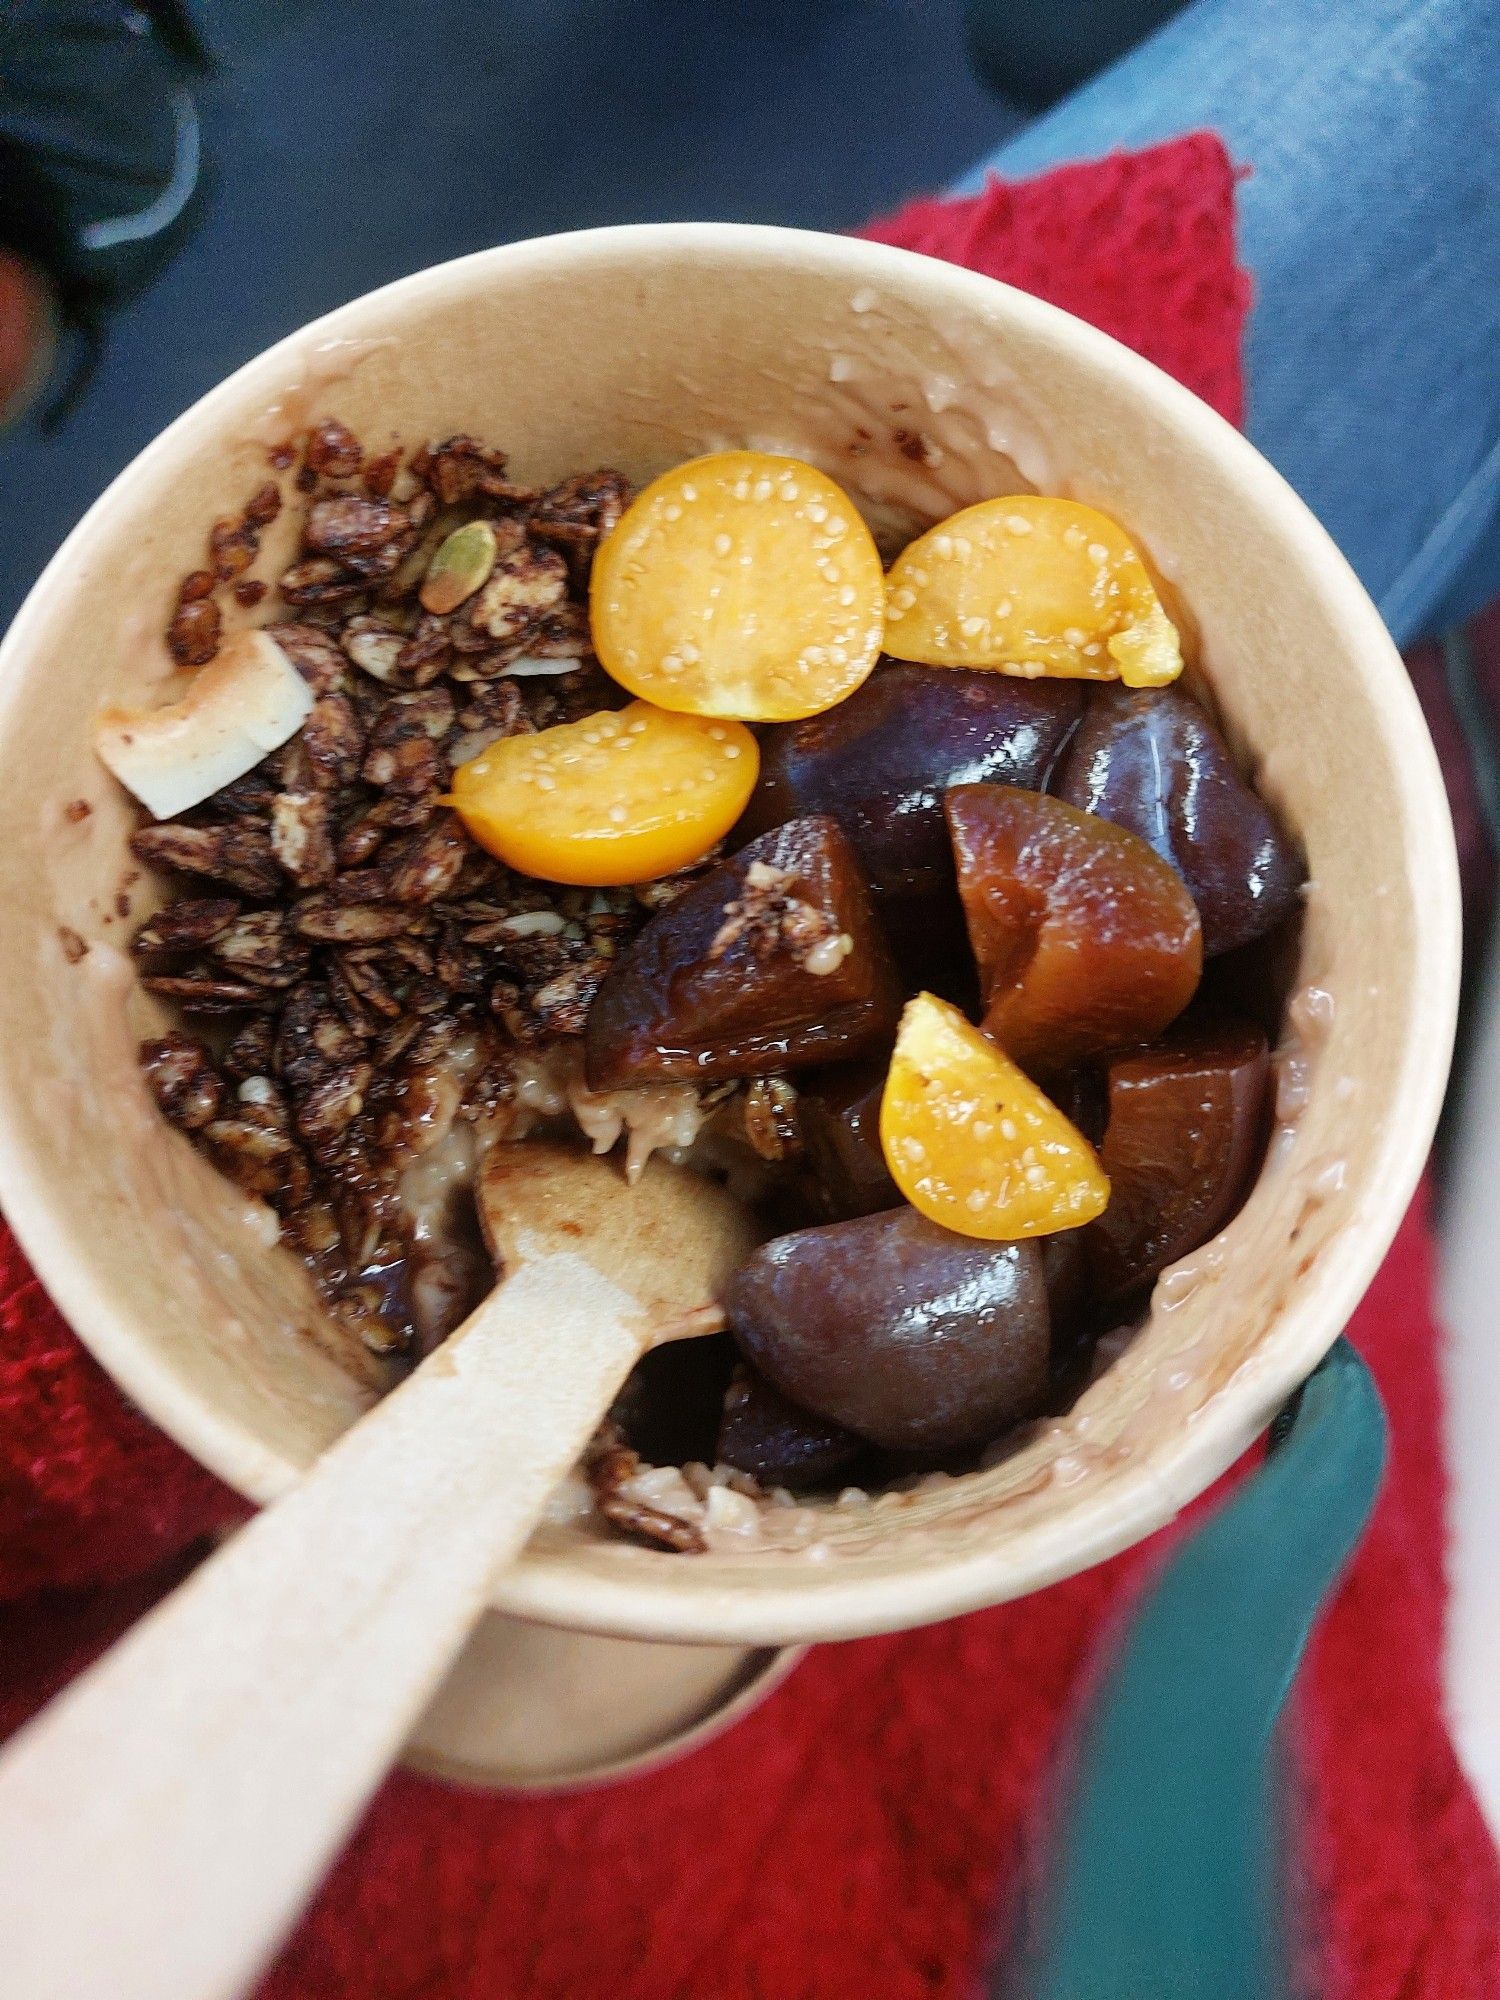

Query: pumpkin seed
left=419, top=519, right=498, bottom=615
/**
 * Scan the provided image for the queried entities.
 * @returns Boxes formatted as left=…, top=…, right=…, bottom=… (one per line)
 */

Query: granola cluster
left=134, top=423, right=680, bottom=1360
left=584, top=1423, right=770, bottom=1555
left=707, top=858, right=853, bottom=977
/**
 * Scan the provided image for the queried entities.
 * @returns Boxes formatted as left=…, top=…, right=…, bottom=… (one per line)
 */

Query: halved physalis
left=946, top=785, right=1202, bottom=1070
left=590, top=450, right=885, bottom=720
left=883, top=495, right=1182, bottom=688
left=448, top=700, right=758, bottom=886
left=879, top=992, right=1109, bottom=1240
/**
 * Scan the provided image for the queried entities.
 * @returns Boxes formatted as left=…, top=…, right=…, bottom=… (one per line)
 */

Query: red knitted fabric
left=1, top=137, right=1495, bottom=1998
left=860, top=133, right=1249, bottom=428
left=0, top=1231, right=243, bottom=1602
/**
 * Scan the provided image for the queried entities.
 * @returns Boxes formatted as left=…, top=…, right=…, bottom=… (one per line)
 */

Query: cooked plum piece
left=796, top=1059, right=901, bottom=1221
left=727, top=1206, right=1051, bottom=1451
left=1050, top=1067, right=1108, bottom=1147
left=735, top=663, right=1082, bottom=958
left=1054, top=684, right=1303, bottom=956
left=716, top=1365, right=863, bottom=1489
left=585, top=816, right=901, bottom=1088
left=945, top=785, right=1202, bottom=1069
left=1042, top=1228, right=1091, bottom=1338
left=1086, top=1016, right=1271, bottom=1299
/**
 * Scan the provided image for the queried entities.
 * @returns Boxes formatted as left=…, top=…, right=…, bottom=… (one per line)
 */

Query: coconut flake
left=499, top=655, right=585, bottom=678
left=95, top=630, right=313, bottom=819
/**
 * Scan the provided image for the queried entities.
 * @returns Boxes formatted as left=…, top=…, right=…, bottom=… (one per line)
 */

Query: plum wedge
left=585, top=816, right=902, bottom=1088
left=795, top=1060, right=902, bottom=1222
left=946, top=785, right=1202, bottom=1069
left=1054, top=684, right=1303, bottom=956
left=716, top=1366, right=862, bottom=1489
left=1086, top=1016, right=1271, bottom=1298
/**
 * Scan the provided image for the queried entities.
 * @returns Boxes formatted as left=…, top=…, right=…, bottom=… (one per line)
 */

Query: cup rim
left=0, top=222, right=1460, bottom=1643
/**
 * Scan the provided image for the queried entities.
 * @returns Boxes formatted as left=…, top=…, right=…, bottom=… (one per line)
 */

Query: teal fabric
left=998, top=1342, right=1387, bottom=1998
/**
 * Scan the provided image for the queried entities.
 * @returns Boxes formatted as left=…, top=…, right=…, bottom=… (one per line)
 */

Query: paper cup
left=403, top=1619, right=803, bottom=1791
left=0, top=224, right=1459, bottom=1647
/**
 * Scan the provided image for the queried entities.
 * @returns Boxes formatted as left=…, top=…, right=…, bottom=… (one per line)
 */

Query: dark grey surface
left=0, top=0, right=1018, bottom=621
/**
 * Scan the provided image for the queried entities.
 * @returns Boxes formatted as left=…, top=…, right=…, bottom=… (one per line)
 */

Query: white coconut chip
left=95, top=630, right=313, bottom=819
left=498, top=654, right=585, bottom=678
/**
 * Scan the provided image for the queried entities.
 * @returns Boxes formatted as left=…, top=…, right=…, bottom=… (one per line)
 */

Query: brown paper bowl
left=0, top=224, right=1459, bottom=1647
left=403, top=1620, right=805, bottom=1792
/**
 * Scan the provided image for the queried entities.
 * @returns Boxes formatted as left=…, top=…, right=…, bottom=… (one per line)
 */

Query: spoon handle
left=0, top=1255, right=643, bottom=2000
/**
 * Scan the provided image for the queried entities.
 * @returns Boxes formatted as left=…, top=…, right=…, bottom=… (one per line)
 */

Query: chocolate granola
left=131, top=427, right=696, bottom=1376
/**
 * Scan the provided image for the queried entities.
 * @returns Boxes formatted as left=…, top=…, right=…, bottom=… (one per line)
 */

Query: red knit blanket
left=1, top=136, right=1495, bottom=1998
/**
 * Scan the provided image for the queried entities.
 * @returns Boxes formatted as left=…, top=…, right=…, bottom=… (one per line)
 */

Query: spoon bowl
left=478, top=1138, right=761, bottom=1350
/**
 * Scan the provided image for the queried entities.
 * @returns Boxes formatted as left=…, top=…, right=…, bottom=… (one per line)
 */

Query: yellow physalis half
left=590, top=451, right=885, bottom=721
left=448, top=700, right=758, bottom=887
left=880, top=992, right=1109, bottom=1240
left=883, top=495, right=1182, bottom=688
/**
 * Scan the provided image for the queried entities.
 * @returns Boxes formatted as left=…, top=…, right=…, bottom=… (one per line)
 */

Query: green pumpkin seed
left=419, top=520, right=498, bottom=615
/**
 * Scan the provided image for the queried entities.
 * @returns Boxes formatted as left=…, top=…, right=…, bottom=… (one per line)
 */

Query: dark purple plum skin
left=585, top=816, right=902, bottom=1089
left=1041, top=1229, right=1090, bottom=1336
left=1054, top=684, right=1304, bottom=957
left=727, top=1207, right=1050, bottom=1452
left=716, top=1366, right=862, bottom=1489
left=736, top=663, right=1083, bottom=960
left=796, top=1060, right=902, bottom=1222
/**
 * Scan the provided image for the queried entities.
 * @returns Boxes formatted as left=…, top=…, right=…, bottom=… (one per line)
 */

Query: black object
left=964, top=0, right=1189, bottom=110
left=0, top=2, right=210, bottom=419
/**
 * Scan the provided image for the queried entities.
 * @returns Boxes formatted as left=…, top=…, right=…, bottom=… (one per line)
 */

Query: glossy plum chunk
left=1042, top=1229, right=1090, bottom=1336
left=735, top=663, right=1083, bottom=956
left=946, top=785, right=1202, bottom=1069
left=1054, top=684, right=1304, bottom=956
left=585, top=816, right=902, bottom=1088
left=1086, top=1016, right=1271, bottom=1298
left=727, top=1206, right=1051, bottom=1451
left=717, top=1366, right=862, bottom=1489
left=796, top=1060, right=901, bottom=1221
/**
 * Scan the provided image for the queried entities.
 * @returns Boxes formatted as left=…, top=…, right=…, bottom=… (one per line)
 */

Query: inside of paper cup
left=0, top=231, right=1451, bottom=1640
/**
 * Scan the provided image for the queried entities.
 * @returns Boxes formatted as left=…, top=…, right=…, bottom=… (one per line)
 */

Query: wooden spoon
left=0, top=1141, right=760, bottom=2000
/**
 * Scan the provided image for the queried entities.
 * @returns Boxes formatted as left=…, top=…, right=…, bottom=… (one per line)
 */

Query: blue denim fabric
left=956, top=0, right=1500, bottom=645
